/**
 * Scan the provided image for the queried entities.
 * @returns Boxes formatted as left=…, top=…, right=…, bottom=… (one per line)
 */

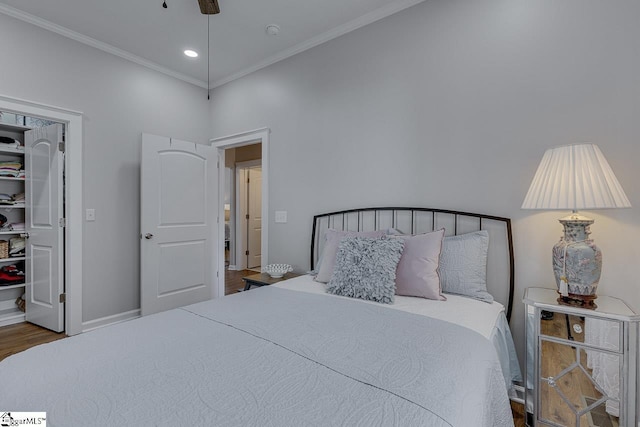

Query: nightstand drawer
left=539, top=311, right=622, bottom=353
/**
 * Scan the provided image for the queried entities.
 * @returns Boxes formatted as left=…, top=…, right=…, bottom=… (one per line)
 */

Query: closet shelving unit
left=0, top=121, right=29, bottom=326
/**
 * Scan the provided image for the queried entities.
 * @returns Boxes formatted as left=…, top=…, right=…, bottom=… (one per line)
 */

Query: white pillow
left=439, top=230, right=493, bottom=303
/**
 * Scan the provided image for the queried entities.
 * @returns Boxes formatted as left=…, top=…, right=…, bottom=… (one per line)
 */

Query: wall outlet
left=274, top=211, right=287, bottom=223
left=86, top=208, right=95, bottom=221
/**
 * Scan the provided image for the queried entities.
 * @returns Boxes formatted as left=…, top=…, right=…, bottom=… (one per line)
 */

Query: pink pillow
left=314, top=229, right=386, bottom=283
left=392, top=229, right=446, bottom=300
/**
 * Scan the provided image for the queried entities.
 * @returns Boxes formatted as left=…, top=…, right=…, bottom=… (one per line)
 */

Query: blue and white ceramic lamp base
left=552, top=214, right=601, bottom=309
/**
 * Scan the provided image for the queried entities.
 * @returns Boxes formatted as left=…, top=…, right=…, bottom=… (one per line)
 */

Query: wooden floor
left=225, top=268, right=252, bottom=295
left=0, top=269, right=526, bottom=427
left=0, top=321, right=66, bottom=362
left=512, top=401, right=526, bottom=427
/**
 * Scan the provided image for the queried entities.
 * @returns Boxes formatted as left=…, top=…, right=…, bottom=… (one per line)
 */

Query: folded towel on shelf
left=0, top=136, right=20, bottom=148
left=0, top=161, right=22, bottom=169
left=0, top=161, right=24, bottom=178
left=0, top=194, right=16, bottom=205
left=0, top=193, right=26, bottom=205
left=9, top=237, right=25, bottom=256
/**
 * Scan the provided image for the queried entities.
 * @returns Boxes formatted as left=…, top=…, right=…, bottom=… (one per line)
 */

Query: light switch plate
left=86, top=208, right=95, bottom=221
left=274, top=211, right=287, bottom=223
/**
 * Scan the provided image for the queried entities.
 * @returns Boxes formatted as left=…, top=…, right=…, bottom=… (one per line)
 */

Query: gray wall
left=209, top=0, right=640, bottom=369
left=1, top=0, right=638, bottom=378
left=0, top=13, right=211, bottom=323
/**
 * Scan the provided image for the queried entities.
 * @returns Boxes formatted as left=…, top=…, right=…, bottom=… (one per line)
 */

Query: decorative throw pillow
left=392, top=229, right=446, bottom=300
left=314, top=229, right=386, bottom=283
left=326, top=236, right=404, bottom=304
left=439, top=230, right=493, bottom=303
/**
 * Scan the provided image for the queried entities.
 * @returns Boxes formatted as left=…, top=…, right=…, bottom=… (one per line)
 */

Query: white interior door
left=247, top=167, right=262, bottom=269
left=141, top=134, right=217, bottom=316
left=25, top=124, right=64, bottom=332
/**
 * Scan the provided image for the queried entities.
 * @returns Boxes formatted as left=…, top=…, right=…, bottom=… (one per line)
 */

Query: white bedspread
left=276, top=275, right=522, bottom=390
left=274, top=275, right=504, bottom=339
left=0, top=284, right=516, bottom=427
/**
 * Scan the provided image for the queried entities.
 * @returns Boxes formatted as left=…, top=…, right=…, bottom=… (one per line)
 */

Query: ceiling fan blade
left=198, top=0, right=220, bottom=14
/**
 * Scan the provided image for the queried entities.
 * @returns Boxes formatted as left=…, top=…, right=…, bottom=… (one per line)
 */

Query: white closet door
left=140, top=134, right=217, bottom=316
left=247, top=167, right=262, bottom=269
left=25, top=123, right=64, bottom=332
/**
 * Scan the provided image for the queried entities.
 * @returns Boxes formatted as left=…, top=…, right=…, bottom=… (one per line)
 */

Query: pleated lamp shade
left=522, top=144, right=631, bottom=211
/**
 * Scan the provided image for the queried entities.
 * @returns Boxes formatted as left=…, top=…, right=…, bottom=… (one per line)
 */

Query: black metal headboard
left=310, top=207, right=515, bottom=322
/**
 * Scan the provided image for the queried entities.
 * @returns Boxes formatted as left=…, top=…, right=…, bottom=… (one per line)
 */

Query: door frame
left=210, top=128, right=269, bottom=298
left=0, top=94, right=83, bottom=336
left=235, top=160, right=262, bottom=271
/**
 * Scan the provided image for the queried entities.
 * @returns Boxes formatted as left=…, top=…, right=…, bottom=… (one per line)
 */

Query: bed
left=0, top=207, right=521, bottom=427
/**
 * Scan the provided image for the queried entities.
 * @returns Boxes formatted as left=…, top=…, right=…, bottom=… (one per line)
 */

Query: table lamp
left=522, top=143, right=631, bottom=308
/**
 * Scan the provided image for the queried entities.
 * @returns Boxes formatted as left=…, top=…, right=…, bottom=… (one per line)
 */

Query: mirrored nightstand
left=524, top=287, right=639, bottom=427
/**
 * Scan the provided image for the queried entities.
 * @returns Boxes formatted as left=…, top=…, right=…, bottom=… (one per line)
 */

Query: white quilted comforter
left=0, top=286, right=514, bottom=426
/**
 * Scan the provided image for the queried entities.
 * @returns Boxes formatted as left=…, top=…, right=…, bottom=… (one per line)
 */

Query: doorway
left=223, top=145, right=262, bottom=272
left=0, top=94, right=83, bottom=336
left=211, top=128, right=269, bottom=298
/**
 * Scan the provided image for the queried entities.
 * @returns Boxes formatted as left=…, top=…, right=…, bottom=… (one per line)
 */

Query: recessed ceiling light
left=184, top=49, right=199, bottom=58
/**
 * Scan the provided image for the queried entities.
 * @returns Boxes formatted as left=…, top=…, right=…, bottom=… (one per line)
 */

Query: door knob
left=144, top=233, right=153, bottom=240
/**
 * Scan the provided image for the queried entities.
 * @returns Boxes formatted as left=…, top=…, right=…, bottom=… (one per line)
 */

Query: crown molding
left=210, top=0, right=425, bottom=88
left=0, top=3, right=208, bottom=89
left=0, top=93, right=83, bottom=117
left=0, top=0, right=424, bottom=91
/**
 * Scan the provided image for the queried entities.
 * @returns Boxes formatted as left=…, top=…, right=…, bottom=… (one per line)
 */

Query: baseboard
left=81, top=309, right=140, bottom=333
left=228, top=265, right=238, bottom=271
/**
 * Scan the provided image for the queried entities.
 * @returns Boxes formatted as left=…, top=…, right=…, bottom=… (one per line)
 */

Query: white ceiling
left=0, top=0, right=424, bottom=88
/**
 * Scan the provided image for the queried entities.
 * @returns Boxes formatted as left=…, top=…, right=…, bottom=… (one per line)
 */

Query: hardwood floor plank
left=511, top=401, right=526, bottom=427
left=0, top=322, right=66, bottom=362
left=225, top=269, right=252, bottom=295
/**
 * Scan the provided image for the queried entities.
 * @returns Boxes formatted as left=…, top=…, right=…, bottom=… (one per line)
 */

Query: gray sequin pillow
left=326, top=236, right=405, bottom=304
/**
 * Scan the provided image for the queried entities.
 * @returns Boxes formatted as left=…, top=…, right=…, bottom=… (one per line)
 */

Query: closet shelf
left=0, top=204, right=25, bottom=208
left=0, top=231, right=25, bottom=235
left=0, top=257, right=25, bottom=263
left=0, top=177, right=25, bottom=182
left=0, top=283, right=25, bottom=291
left=0, top=146, right=25, bottom=155
left=0, top=122, right=31, bottom=133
